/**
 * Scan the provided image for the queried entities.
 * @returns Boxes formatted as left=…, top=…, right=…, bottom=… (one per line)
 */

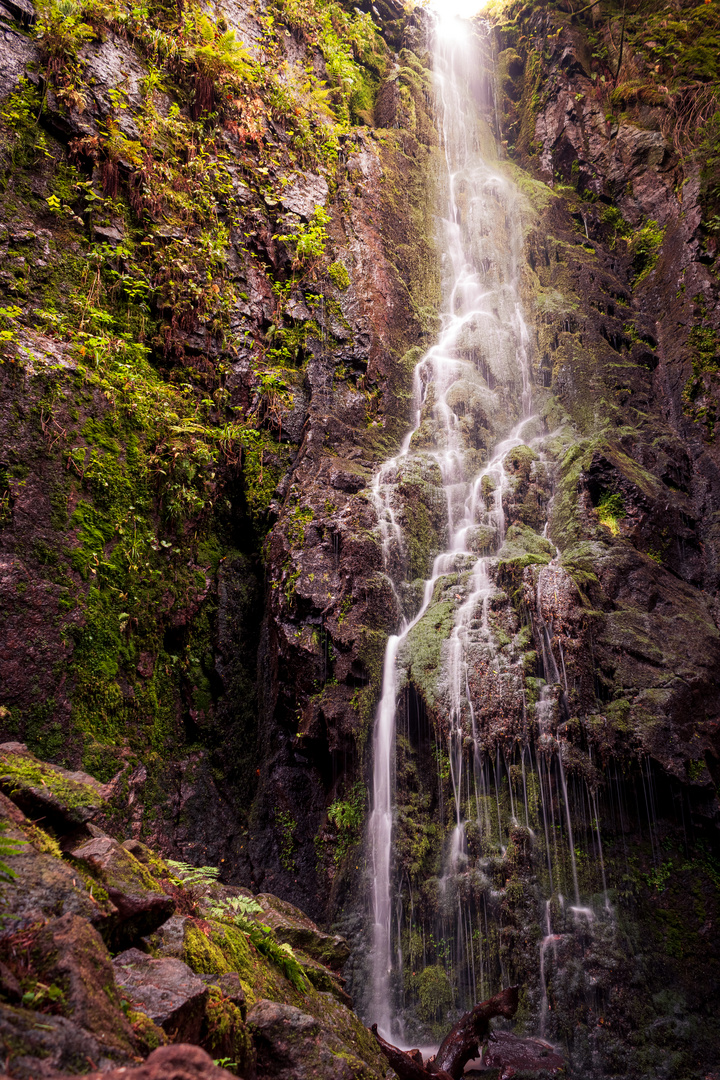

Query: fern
left=0, top=822, right=26, bottom=879
left=166, top=859, right=221, bottom=887
left=239, top=920, right=309, bottom=993
left=207, top=897, right=308, bottom=992
left=207, top=895, right=263, bottom=920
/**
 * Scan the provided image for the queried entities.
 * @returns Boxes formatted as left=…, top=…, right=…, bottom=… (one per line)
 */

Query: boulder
left=0, top=1001, right=110, bottom=1078
left=0, top=794, right=109, bottom=926
left=294, top=949, right=353, bottom=1008
left=148, top=912, right=192, bottom=958
left=483, top=1031, right=565, bottom=1075
left=71, top=836, right=175, bottom=943
left=0, top=743, right=107, bottom=834
left=199, top=971, right=247, bottom=1018
left=247, top=996, right=387, bottom=1080
left=38, top=1043, right=237, bottom=1079
left=113, top=949, right=209, bottom=1043
left=255, top=893, right=350, bottom=970
left=29, top=913, right=137, bottom=1060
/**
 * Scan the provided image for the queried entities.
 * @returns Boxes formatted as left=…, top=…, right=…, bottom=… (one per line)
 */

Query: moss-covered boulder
left=247, top=997, right=386, bottom=1080
left=0, top=743, right=107, bottom=834
left=0, top=791, right=107, bottom=927
left=255, top=892, right=350, bottom=970
left=70, top=837, right=175, bottom=944
left=31, top=914, right=138, bottom=1060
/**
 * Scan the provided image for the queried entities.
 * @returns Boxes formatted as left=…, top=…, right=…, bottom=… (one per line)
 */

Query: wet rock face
left=492, top=4, right=720, bottom=791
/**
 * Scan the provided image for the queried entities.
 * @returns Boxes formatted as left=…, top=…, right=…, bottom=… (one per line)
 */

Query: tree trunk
left=371, top=985, right=520, bottom=1080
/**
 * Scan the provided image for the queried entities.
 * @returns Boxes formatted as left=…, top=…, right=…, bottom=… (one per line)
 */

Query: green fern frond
left=166, top=859, right=221, bottom=887
left=0, top=822, right=26, bottom=879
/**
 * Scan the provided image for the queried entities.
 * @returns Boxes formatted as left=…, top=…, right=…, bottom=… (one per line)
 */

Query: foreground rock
left=248, top=997, right=388, bottom=1080
left=482, top=1031, right=565, bottom=1077
left=0, top=748, right=389, bottom=1080
left=113, top=950, right=209, bottom=1043
left=71, top=836, right=175, bottom=945
left=0, top=792, right=109, bottom=927
left=38, top=1044, right=237, bottom=1079
left=0, top=1002, right=114, bottom=1078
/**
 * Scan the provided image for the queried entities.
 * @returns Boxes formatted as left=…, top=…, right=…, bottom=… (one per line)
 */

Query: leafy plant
left=275, top=809, right=297, bottom=871
left=207, top=896, right=308, bottom=992
left=237, top=919, right=308, bottom=992
left=326, top=782, right=365, bottom=864
left=596, top=491, right=626, bottom=536
left=166, top=859, right=221, bottom=887
left=0, top=822, right=25, bottom=879
left=276, top=206, right=331, bottom=268
left=206, top=895, right=263, bottom=920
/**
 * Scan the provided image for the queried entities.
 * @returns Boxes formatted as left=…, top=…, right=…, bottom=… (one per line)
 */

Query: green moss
left=0, top=750, right=102, bottom=810
left=403, top=597, right=457, bottom=710
left=596, top=491, right=626, bottom=536
left=328, top=261, right=350, bottom=290
left=128, top=1010, right=166, bottom=1054
left=414, top=964, right=453, bottom=1023
left=183, top=924, right=231, bottom=975
left=203, top=987, right=254, bottom=1073
left=629, top=220, right=664, bottom=283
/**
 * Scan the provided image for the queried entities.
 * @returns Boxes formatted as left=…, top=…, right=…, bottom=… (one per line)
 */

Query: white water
left=367, top=11, right=534, bottom=1037
left=366, top=8, right=613, bottom=1041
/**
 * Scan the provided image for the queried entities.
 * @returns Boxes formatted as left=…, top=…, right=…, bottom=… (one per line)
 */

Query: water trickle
left=365, top=7, right=614, bottom=1045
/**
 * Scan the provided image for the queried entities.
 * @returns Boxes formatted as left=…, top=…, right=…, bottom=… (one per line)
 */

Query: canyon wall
left=0, top=0, right=719, bottom=1075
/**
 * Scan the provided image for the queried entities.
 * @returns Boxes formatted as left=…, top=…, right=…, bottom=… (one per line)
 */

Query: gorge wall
left=0, top=0, right=719, bottom=1076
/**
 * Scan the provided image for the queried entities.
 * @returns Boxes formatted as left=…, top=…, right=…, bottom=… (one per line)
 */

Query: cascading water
left=365, top=7, right=615, bottom=1047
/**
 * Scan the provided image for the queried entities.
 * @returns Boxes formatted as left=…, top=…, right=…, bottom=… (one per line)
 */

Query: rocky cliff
left=0, top=0, right=438, bottom=905
left=0, top=0, right=719, bottom=1076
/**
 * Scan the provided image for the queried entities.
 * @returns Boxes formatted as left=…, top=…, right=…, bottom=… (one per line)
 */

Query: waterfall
left=366, top=7, right=613, bottom=1044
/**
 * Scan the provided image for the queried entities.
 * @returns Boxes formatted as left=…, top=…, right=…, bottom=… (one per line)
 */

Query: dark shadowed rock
left=30, top=913, right=137, bottom=1060
left=0, top=1002, right=109, bottom=1078
left=113, top=949, right=209, bottom=1043
left=247, top=996, right=387, bottom=1080
left=482, top=1031, right=565, bottom=1076
left=71, top=836, right=175, bottom=942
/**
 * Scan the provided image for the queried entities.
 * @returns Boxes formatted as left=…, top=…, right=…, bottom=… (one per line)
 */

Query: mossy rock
left=401, top=597, right=457, bottom=710
left=201, top=986, right=255, bottom=1075
left=0, top=743, right=106, bottom=832
left=497, top=524, right=554, bottom=572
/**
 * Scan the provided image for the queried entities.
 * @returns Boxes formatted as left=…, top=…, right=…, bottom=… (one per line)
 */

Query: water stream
left=366, top=9, right=614, bottom=1045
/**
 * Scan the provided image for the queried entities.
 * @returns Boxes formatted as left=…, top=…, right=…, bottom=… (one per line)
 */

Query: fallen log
left=370, top=1027, right=453, bottom=1080
left=371, top=984, right=520, bottom=1080
left=429, top=985, right=520, bottom=1076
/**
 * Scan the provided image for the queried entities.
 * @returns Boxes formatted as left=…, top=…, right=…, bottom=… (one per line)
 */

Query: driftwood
left=371, top=1027, right=453, bottom=1080
left=371, top=985, right=520, bottom=1080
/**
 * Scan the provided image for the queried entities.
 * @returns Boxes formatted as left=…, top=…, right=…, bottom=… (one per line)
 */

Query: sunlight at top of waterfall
left=426, top=0, right=488, bottom=21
